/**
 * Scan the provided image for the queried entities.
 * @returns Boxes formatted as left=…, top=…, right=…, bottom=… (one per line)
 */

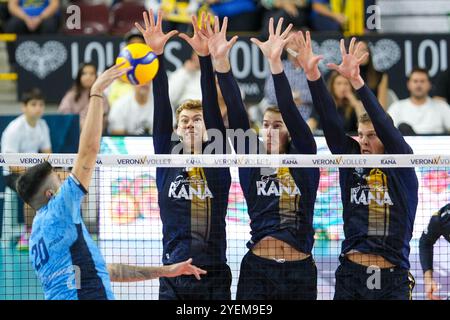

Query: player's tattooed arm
left=107, top=258, right=207, bottom=282
left=107, top=264, right=166, bottom=282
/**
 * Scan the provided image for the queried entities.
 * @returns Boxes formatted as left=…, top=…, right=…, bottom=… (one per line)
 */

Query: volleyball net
left=0, top=137, right=449, bottom=300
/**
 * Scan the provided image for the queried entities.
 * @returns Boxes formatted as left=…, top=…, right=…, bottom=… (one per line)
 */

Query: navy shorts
left=334, top=257, right=415, bottom=300
left=159, top=263, right=232, bottom=300
left=236, top=250, right=317, bottom=300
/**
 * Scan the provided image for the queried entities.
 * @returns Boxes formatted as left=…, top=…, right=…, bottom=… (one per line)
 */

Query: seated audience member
left=146, top=0, right=199, bottom=32
left=108, top=83, right=154, bottom=135
left=4, top=0, right=60, bottom=69
left=0, top=89, right=52, bottom=250
left=261, top=0, right=310, bottom=35
left=169, top=52, right=202, bottom=108
left=208, top=0, right=261, bottom=32
left=310, top=0, right=346, bottom=32
left=58, top=63, right=110, bottom=131
left=106, top=29, right=144, bottom=106
left=264, top=29, right=316, bottom=130
left=358, top=41, right=389, bottom=109
left=388, top=68, right=450, bottom=135
left=0, top=2, right=11, bottom=31
left=434, top=69, right=450, bottom=103
left=311, top=71, right=364, bottom=134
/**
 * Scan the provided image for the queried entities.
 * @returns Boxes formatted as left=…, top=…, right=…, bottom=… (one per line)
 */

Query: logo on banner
left=311, top=156, right=367, bottom=166
left=369, top=39, right=402, bottom=71
left=116, top=156, right=171, bottom=166
left=410, top=156, right=450, bottom=165
left=380, top=157, right=397, bottom=165
left=19, top=154, right=51, bottom=165
left=16, top=41, right=68, bottom=79
left=312, top=39, right=341, bottom=74
left=311, top=38, right=401, bottom=73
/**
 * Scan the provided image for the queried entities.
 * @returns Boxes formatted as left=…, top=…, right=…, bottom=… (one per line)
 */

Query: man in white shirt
left=168, top=51, right=202, bottom=108
left=1, top=88, right=52, bottom=249
left=388, top=67, right=450, bottom=134
left=108, top=83, right=154, bottom=135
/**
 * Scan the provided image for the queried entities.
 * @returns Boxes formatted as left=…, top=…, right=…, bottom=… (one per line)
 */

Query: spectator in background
left=433, top=69, right=450, bottom=103
left=108, top=83, right=154, bottom=135
left=106, top=28, right=143, bottom=106
left=358, top=41, right=389, bottom=109
left=310, top=0, right=346, bottom=32
left=0, top=1, right=11, bottom=32
left=264, top=29, right=316, bottom=130
left=261, top=0, right=310, bottom=36
left=169, top=51, right=202, bottom=108
left=208, top=0, right=261, bottom=32
left=311, top=71, right=364, bottom=134
left=388, top=68, right=450, bottom=135
left=58, top=63, right=110, bottom=131
left=146, top=0, right=199, bottom=32
left=0, top=89, right=52, bottom=250
left=5, top=0, right=60, bottom=69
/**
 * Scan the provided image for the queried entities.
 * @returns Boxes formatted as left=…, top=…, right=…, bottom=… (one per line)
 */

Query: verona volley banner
left=2, top=136, right=447, bottom=241
left=15, top=33, right=450, bottom=103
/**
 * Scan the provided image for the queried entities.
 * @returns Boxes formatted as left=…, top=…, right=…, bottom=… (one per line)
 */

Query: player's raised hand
left=135, top=9, right=179, bottom=56
left=204, top=16, right=238, bottom=64
left=164, top=258, right=207, bottom=280
left=251, top=18, right=294, bottom=65
left=327, top=37, right=369, bottom=88
left=91, top=62, right=132, bottom=94
left=293, top=31, right=323, bottom=81
left=179, top=12, right=210, bottom=57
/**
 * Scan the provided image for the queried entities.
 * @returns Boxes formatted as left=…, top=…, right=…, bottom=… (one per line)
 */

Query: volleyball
left=116, top=43, right=159, bottom=85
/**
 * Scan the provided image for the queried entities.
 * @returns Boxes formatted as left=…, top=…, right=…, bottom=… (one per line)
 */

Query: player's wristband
left=90, top=94, right=103, bottom=99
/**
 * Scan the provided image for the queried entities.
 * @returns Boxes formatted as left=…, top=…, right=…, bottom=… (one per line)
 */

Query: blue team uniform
left=29, top=174, right=114, bottom=300
left=217, top=70, right=320, bottom=300
left=419, top=203, right=450, bottom=273
left=153, top=55, right=232, bottom=300
left=308, top=77, right=418, bottom=300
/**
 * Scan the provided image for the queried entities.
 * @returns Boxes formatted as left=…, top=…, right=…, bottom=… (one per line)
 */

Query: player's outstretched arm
left=135, top=9, right=178, bottom=154
left=205, top=16, right=252, bottom=150
left=180, top=13, right=226, bottom=138
left=72, top=63, right=131, bottom=190
left=295, top=31, right=348, bottom=154
left=107, top=258, right=207, bottom=282
left=253, top=18, right=316, bottom=154
left=328, top=37, right=412, bottom=154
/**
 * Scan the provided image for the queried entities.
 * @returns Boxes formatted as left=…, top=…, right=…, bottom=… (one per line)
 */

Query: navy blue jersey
left=217, top=70, right=320, bottom=254
left=419, top=203, right=450, bottom=272
left=152, top=55, right=231, bottom=266
left=308, top=78, right=418, bottom=270
left=240, top=153, right=319, bottom=253
left=30, top=175, right=114, bottom=300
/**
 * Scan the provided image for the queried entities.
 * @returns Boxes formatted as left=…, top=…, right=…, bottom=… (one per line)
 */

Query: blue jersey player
left=15, top=64, right=206, bottom=300
left=295, top=32, right=419, bottom=300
